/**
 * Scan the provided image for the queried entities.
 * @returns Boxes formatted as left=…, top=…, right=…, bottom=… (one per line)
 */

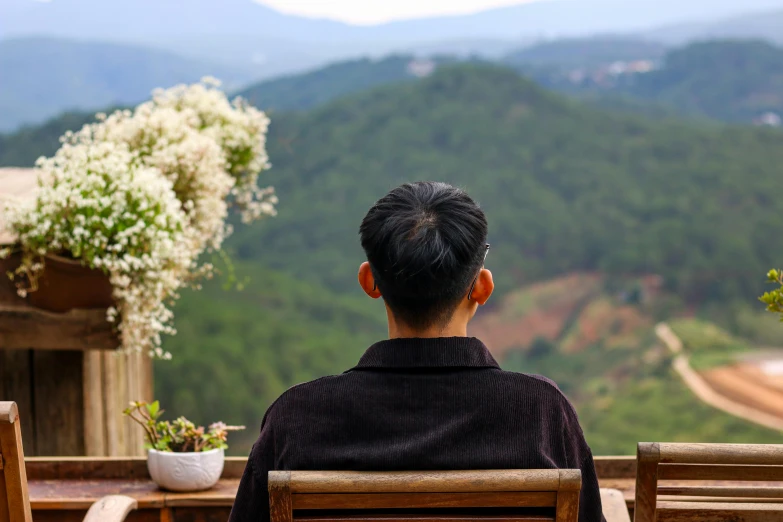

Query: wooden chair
left=0, top=402, right=137, bottom=522
left=635, top=442, right=783, bottom=522
left=268, top=469, right=582, bottom=522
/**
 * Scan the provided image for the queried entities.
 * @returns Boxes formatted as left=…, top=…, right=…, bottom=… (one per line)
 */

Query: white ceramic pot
left=147, top=448, right=225, bottom=492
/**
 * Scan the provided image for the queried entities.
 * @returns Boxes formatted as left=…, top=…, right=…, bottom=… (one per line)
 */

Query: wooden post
left=83, top=351, right=106, bottom=457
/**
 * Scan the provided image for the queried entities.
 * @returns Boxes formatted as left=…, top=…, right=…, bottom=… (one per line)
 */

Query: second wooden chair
left=635, top=442, right=783, bottom=522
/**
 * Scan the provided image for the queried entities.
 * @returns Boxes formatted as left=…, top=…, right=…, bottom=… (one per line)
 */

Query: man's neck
left=386, top=310, right=469, bottom=339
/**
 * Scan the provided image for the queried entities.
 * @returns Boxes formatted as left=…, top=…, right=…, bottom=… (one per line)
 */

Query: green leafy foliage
left=123, top=400, right=245, bottom=452
left=761, top=269, right=783, bottom=318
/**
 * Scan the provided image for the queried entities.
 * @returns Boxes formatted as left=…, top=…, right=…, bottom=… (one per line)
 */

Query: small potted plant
left=124, top=400, right=244, bottom=492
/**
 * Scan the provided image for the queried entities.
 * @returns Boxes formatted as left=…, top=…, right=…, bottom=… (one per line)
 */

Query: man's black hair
left=359, top=181, right=488, bottom=330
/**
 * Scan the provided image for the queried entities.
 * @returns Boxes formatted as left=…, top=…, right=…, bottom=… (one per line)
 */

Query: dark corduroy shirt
left=229, top=337, right=604, bottom=522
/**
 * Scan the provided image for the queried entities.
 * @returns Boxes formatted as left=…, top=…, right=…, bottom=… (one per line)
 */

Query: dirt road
left=655, top=323, right=783, bottom=432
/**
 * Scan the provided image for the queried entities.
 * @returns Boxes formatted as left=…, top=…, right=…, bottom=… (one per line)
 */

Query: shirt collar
left=351, top=337, right=500, bottom=370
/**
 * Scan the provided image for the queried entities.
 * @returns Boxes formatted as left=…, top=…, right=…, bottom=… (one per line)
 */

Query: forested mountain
left=0, top=111, right=99, bottom=166
left=4, top=63, right=783, bottom=307
left=508, top=40, right=783, bottom=124
left=226, top=64, right=783, bottom=306
left=648, top=9, right=783, bottom=45
left=5, top=63, right=783, bottom=452
left=622, top=40, right=783, bottom=122
left=506, top=37, right=667, bottom=69
left=0, top=38, right=253, bottom=131
left=237, top=55, right=449, bottom=113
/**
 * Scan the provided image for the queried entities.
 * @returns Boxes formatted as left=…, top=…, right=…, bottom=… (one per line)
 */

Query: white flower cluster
left=6, top=141, right=191, bottom=357
left=3, top=78, right=275, bottom=357
left=145, top=77, right=278, bottom=224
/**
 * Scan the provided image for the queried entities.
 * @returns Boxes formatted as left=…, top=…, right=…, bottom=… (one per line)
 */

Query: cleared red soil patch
left=701, top=364, right=783, bottom=418
left=469, top=273, right=602, bottom=357
left=562, top=299, right=651, bottom=353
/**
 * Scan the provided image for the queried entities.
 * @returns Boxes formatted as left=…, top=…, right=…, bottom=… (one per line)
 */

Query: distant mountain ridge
left=4, top=0, right=783, bottom=42
left=237, top=55, right=460, bottom=113
left=506, top=37, right=668, bottom=68
left=647, top=8, right=783, bottom=45
left=0, top=37, right=255, bottom=131
left=3, top=0, right=783, bottom=73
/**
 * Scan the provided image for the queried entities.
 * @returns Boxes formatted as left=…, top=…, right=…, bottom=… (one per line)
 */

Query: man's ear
left=358, top=262, right=382, bottom=299
left=470, top=268, right=494, bottom=305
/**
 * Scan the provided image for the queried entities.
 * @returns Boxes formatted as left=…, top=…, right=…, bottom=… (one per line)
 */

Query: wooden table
left=20, top=456, right=644, bottom=521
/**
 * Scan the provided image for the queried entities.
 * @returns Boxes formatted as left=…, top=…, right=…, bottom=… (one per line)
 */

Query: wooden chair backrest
left=268, top=469, right=582, bottom=522
left=0, top=402, right=32, bottom=522
left=634, top=442, right=783, bottom=522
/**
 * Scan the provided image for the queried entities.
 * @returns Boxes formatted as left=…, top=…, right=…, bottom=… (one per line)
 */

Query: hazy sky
left=255, top=0, right=538, bottom=25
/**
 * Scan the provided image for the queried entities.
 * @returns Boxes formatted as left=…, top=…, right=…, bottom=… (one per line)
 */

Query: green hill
left=0, top=37, right=254, bottom=131
left=5, top=64, right=783, bottom=453
left=515, top=40, right=783, bottom=124
left=506, top=37, right=667, bottom=69
left=626, top=40, right=783, bottom=122
left=228, top=63, right=783, bottom=307
left=492, top=274, right=780, bottom=455
left=4, top=64, right=783, bottom=305
left=0, top=110, right=100, bottom=166
left=236, top=55, right=446, bottom=113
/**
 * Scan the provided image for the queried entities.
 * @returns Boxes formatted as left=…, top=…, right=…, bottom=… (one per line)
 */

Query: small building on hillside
left=407, top=58, right=437, bottom=78
left=754, top=112, right=782, bottom=127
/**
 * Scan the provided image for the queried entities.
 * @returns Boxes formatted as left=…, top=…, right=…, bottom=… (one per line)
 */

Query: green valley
left=3, top=62, right=783, bottom=454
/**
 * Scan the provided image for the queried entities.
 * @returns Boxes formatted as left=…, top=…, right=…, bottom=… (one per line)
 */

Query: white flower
left=2, top=77, right=277, bottom=358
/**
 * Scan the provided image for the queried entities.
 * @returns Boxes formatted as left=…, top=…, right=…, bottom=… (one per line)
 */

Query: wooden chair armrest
left=601, top=488, right=631, bottom=522
left=82, top=495, right=138, bottom=522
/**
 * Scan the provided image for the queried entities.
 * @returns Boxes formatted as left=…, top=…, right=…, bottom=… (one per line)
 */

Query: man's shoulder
left=264, top=373, right=351, bottom=418
left=494, top=369, right=574, bottom=405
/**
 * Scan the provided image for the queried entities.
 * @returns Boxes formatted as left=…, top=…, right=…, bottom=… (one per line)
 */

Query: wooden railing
left=22, top=456, right=636, bottom=521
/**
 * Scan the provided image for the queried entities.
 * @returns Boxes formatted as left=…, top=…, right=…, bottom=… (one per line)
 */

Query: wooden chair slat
left=656, top=501, right=783, bottom=522
left=283, top=470, right=566, bottom=494
left=270, top=470, right=580, bottom=522
left=658, top=486, right=783, bottom=498
left=658, top=495, right=783, bottom=504
left=297, top=515, right=555, bottom=522
left=292, top=492, right=558, bottom=510
left=658, top=444, right=783, bottom=465
left=659, top=464, right=783, bottom=481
